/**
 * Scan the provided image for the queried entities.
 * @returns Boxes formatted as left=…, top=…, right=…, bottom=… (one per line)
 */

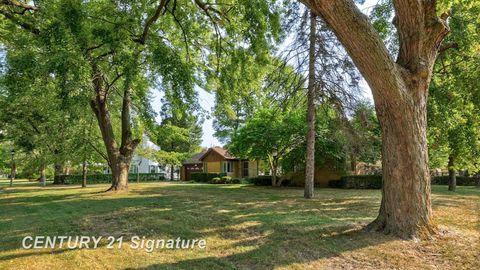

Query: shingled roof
left=199, top=147, right=238, bottom=161
left=182, top=151, right=207, bottom=165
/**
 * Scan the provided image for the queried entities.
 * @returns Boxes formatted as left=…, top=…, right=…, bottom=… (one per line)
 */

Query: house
left=180, top=147, right=259, bottom=180
left=103, top=136, right=180, bottom=179
left=180, top=151, right=206, bottom=181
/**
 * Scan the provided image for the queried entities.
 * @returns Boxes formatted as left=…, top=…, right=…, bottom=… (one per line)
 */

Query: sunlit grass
left=0, top=180, right=478, bottom=269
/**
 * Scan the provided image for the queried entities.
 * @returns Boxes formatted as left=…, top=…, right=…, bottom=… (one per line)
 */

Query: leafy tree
left=228, top=107, right=305, bottom=186
left=428, top=2, right=480, bottom=191
left=299, top=0, right=454, bottom=238
left=345, top=102, right=382, bottom=174
left=1, top=0, right=281, bottom=191
left=0, top=46, right=105, bottom=185
left=153, top=97, right=203, bottom=179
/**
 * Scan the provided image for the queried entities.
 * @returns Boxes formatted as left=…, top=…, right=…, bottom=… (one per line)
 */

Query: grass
left=0, top=179, right=479, bottom=269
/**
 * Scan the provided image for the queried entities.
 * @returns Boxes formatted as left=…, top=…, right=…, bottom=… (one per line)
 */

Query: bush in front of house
left=191, top=172, right=221, bottom=182
left=245, top=175, right=272, bottom=186
left=210, top=177, right=222, bottom=184
left=245, top=176, right=291, bottom=186
left=207, top=176, right=241, bottom=184
left=328, top=175, right=383, bottom=189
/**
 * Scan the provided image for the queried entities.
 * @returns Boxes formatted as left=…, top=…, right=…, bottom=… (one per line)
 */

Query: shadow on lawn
left=0, top=184, right=395, bottom=269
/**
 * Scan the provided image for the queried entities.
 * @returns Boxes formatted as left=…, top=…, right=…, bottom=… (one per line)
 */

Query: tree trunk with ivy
left=300, top=0, right=450, bottom=239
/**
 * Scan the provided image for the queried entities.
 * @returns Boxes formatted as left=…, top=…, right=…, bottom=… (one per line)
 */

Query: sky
left=151, top=0, right=378, bottom=148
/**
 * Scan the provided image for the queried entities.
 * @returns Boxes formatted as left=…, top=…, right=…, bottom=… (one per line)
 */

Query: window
left=222, top=161, right=233, bottom=173
left=149, top=165, right=156, bottom=173
left=203, top=162, right=208, bottom=172
left=129, top=165, right=137, bottom=173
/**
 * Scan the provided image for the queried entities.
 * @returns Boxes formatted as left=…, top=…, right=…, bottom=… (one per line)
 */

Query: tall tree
left=1, top=0, right=281, bottom=191
left=299, top=0, right=452, bottom=238
left=154, top=90, right=203, bottom=180
left=428, top=2, right=480, bottom=192
left=304, top=11, right=316, bottom=199
left=229, top=107, right=306, bottom=186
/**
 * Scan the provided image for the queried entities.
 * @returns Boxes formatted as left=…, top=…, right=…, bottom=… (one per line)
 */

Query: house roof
left=182, top=151, right=207, bottom=165
left=199, top=147, right=238, bottom=161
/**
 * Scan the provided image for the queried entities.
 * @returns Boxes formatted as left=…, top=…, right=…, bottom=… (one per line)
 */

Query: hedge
left=328, top=175, right=480, bottom=189
left=190, top=172, right=227, bottom=182
left=62, top=173, right=166, bottom=185
left=431, top=176, right=479, bottom=186
left=328, top=175, right=382, bottom=189
left=246, top=176, right=291, bottom=186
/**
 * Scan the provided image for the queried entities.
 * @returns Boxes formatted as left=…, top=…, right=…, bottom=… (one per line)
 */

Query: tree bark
left=350, top=153, right=357, bottom=175
left=53, top=162, right=64, bottom=184
left=82, top=161, right=87, bottom=188
left=40, top=167, right=46, bottom=186
left=304, top=11, right=316, bottom=199
left=170, top=164, right=174, bottom=181
left=300, top=0, right=449, bottom=239
left=89, top=64, right=139, bottom=192
left=9, top=160, right=16, bottom=187
left=448, top=155, right=456, bottom=192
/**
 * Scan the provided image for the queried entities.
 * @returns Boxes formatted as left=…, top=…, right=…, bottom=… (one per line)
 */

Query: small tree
left=228, top=107, right=305, bottom=186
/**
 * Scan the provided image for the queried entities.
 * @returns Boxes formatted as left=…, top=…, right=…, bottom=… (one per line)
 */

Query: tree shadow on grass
left=0, top=184, right=394, bottom=269
left=124, top=226, right=393, bottom=270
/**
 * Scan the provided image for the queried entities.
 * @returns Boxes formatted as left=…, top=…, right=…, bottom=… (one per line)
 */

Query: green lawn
left=0, top=179, right=478, bottom=269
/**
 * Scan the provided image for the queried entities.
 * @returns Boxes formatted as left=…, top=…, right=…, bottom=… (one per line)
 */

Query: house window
left=222, top=161, right=233, bottom=173
left=203, top=162, right=208, bottom=172
left=149, top=165, right=156, bottom=173
left=129, top=165, right=137, bottom=173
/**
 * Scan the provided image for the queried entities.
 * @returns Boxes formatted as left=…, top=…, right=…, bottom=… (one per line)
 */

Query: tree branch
left=1, top=0, right=36, bottom=11
left=299, top=0, right=402, bottom=102
left=134, top=0, right=168, bottom=45
left=438, top=42, right=458, bottom=54
left=0, top=9, right=39, bottom=34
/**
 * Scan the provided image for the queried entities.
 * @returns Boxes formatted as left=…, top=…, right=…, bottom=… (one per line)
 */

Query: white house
left=103, top=136, right=180, bottom=179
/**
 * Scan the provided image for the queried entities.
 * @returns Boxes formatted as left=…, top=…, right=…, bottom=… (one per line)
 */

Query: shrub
left=230, top=178, right=241, bottom=184
left=245, top=176, right=292, bottom=186
left=328, top=175, right=480, bottom=189
left=246, top=175, right=272, bottom=186
left=63, top=173, right=166, bottom=185
left=207, top=176, right=241, bottom=184
left=209, top=177, right=222, bottom=184
left=431, top=176, right=479, bottom=186
left=328, top=175, right=382, bottom=189
left=327, top=179, right=343, bottom=188
left=191, top=173, right=220, bottom=183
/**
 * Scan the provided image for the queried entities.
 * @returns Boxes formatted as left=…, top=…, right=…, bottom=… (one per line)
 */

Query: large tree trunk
left=82, top=161, right=87, bottom=188
left=304, top=11, right=316, bottom=199
left=300, top=0, right=450, bottom=239
left=448, top=155, right=456, bottom=192
left=9, top=160, right=16, bottom=187
left=39, top=167, right=46, bottom=186
left=368, top=88, right=436, bottom=239
left=90, top=64, right=139, bottom=192
left=53, top=162, right=64, bottom=184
